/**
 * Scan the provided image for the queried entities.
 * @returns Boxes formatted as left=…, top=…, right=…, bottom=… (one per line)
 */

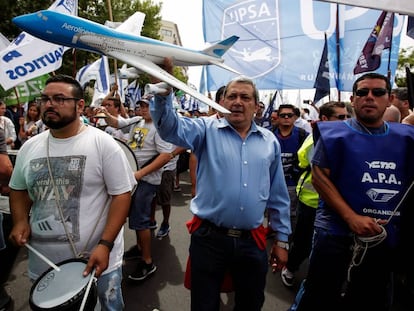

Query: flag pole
left=336, top=5, right=341, bottom=101
left=386, top=13, right=394, bottom=81
left=106, top=0, right=118, bottom=92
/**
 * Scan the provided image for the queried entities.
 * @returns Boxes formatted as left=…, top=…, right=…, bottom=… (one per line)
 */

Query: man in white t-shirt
left=9, top=75, right=136, bottom=310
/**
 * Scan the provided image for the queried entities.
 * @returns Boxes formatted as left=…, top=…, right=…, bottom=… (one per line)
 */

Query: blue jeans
left=96, top=267, right=124, bottom=311
left=190, top=222, right=268, bottom=311
left=291, top=227, right=393, bottom=311
left=129, top=181, right=158, bottom=230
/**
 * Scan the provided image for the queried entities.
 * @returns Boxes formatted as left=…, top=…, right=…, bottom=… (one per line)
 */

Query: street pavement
left=5, top=171, right=303, bottom=311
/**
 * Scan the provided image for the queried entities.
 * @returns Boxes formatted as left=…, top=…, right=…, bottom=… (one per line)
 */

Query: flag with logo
left=0, top=0, right=78, bottom=90
left=354, top=11, right=394, bottom=74
left=313, top=35, right=330, bottom=104
left=202, top=0, right=402, bottom=92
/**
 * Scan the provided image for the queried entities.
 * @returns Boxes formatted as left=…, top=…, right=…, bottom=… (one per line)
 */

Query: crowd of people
left=0, top=62, right=414, bottom=311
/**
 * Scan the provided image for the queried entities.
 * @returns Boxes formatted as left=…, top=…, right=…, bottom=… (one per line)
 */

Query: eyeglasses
left=36, top=95, right=80, bottom=106
left=355, top=88, right=387, bottom=97
left=279, top=113, right=294, bottom=118
left=332, top=114, right=350, bottom=120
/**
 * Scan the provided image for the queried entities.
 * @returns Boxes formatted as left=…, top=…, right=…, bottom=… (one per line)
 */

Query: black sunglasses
left=332, top=114, right=348, bottom=120
left=355, top=88, right=387, bottom=97
left=279, top=113, right=294, bottom=118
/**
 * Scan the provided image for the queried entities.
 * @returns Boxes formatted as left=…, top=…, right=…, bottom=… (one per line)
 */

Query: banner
left=202, top=0, right=403, bottom=92
left=316, top=0, right=414, bottom=15
left=4, top=74, right=49, bottom=106
left=0, top=0, right=77, bottom=90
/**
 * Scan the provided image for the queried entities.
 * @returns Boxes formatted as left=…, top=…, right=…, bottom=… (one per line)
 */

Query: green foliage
left=395, top=47, right=414, bottom=87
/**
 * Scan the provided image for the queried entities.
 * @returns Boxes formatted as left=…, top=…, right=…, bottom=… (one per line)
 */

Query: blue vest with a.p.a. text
left=314, top=120, right=414, bottom=247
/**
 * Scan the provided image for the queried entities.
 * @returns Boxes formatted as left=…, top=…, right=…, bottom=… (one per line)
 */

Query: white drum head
left=31, top=260, right=90, bottom=308
left=114, top=138, right=138, bottom=193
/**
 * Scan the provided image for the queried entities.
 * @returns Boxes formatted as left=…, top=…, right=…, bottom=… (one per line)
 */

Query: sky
left=157, top=0, right=204, bottom=88
left=157, top=0, right=414, bottom=102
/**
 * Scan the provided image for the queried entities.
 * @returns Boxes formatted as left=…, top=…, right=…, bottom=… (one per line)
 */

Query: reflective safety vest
left=295, top=135, right=319, bottom=208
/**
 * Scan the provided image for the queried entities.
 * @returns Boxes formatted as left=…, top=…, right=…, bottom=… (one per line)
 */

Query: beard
left=42, top=108, right=78, bottom=129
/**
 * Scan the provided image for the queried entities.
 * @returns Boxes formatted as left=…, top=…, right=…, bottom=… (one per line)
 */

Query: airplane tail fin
left=202, top=35, right=239, bottom=58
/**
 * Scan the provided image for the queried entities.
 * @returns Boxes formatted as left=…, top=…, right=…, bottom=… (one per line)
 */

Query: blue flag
left=313, top=36, right=330, bottom=104
left=408, top=16, right=414, bottom=39
left=354, top=11, right=394, bottom=74
left=261, top=91, right=277, bottom=129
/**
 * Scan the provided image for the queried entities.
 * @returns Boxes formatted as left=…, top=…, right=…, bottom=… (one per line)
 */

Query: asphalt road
left=5, top=171, right=412, bottom=310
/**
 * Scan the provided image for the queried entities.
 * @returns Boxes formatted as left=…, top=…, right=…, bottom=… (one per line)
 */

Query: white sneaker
left=281, top=267, right=294, bottom=287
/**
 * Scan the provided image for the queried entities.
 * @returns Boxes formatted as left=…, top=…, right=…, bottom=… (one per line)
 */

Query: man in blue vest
left=289, top=72, right=414, bottom=311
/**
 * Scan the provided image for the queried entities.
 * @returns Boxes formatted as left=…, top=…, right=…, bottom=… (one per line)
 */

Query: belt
left=203, top=220, right=251, bottom=239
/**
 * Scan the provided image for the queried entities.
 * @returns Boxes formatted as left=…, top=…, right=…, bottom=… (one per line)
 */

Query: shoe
left=123, top=245, right=142, bottom=260
left=128, top=260, right=157, bottom=281
left=173, top=186, right=181, bottom=192
left=149, top=220, right=157, bottom=230
left=281, top=267, right=294, bottom=287
left=156, top=223, right=170, bottom=238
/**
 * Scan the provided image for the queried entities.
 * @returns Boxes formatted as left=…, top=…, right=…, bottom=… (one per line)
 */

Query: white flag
left=0, top=33, right=10, bottom=51
left=91, top=56, right=111, bottom=107
left=0, top=0, right=78, bottom=90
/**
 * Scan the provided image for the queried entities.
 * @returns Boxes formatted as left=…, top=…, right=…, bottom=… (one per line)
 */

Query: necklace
left=354, top=119, right=387, bottom=135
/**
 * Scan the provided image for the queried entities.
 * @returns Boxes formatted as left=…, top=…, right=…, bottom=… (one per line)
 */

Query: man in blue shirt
left=150, top=59, right=291, bottom=311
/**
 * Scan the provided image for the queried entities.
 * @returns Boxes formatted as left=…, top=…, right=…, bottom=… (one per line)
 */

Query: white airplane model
left=13, top=10, right=239, bottom=113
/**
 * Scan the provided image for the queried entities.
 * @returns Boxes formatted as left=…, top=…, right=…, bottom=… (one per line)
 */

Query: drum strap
left=46, top=129, right=107, bottom=258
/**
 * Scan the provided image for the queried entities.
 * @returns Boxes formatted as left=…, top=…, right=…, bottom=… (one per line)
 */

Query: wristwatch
left=276, top=241, right=289, bottom=251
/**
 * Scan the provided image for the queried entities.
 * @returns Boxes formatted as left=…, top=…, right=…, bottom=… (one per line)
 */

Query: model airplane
left=12, top=10, right=239, bottom=113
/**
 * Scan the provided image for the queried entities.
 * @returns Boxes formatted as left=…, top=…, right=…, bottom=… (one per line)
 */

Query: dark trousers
left=190, top=222, right=268, bottom=311
left=0, top=213, right=20, bottom=285
left=294, top=227, right=393, bottom=311
left=286, top=201, right=316, bottom=273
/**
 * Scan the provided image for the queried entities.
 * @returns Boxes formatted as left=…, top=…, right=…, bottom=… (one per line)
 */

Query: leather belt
left=203, top=220, right=251, bottom=239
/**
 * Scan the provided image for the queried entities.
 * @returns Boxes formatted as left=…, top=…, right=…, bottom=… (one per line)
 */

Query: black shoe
left=128, top=260, right=157, bottom=281
left=123, top=245, right=142, bottom=260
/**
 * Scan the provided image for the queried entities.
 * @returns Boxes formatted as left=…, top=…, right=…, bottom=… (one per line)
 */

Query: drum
left=114, top=138, right=138, bottom=193
left=29, top=258, right=97, bottom=311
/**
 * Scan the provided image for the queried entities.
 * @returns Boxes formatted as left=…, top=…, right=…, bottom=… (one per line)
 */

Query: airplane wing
left=108, top=50, right=230, bottom=114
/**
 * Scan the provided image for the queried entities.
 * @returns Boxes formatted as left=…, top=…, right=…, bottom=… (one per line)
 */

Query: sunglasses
left=355, top=88, right=387, bottom=97
left=332, top=114, right=350, bottom=120
left=279, top=113, right=294, bottom=118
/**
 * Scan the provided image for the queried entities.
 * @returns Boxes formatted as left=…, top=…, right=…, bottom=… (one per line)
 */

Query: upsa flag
left=0, top=0, right=78, bottom=91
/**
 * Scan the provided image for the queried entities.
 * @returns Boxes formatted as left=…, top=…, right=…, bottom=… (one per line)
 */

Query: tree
left=395, top=47, right=414, bottom=86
